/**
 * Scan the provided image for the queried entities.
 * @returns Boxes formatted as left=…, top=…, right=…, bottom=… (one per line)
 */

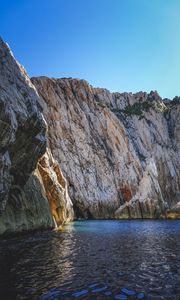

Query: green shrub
left=123, top=101, right=152, bottom=116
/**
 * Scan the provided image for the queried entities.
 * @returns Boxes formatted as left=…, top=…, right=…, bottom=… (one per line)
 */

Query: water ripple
left=0, top=220, right=179, bottom=299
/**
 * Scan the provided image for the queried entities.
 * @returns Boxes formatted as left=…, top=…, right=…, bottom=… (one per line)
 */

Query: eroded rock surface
left=38, top=148, right=74, bottom=226
left=32, top=77, right=180, bottom=219
left=0, top=39, right=73, bottom=234
left=0, top=170, right=54, bottom=234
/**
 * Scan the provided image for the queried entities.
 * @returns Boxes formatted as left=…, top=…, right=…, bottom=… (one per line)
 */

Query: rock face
left=0, top=170, right=54, bottom=234
left=0, top=36, right=179, bottom=235
left=0, top=38, right=46, bottom=212
left=38, top=148, right=74, bottom=226
left=0, top=38, right=73, bottom=235
left=32, top=77, right=180, bottom=219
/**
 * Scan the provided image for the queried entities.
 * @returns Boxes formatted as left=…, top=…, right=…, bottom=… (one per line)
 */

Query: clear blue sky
left=1, top=0, right=180, bottom=98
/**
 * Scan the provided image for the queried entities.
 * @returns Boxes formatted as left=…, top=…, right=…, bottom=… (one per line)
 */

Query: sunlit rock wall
left=32, top=77, right=180, bottom=219
left=38, top=148, right=74, bottom=226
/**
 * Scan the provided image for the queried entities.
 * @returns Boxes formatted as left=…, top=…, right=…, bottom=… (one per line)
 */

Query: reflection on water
left=0, top=220, right=179, bottom=299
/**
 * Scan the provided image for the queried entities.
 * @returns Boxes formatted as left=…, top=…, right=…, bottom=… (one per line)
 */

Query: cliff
left=0, top=37, right=179, bottom=236
left=0, top=39, right=73, bottom=235
left=32, top=77, right=180, bottom=219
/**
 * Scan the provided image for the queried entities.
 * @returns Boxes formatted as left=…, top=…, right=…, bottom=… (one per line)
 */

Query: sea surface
left=0, top=220, right=179, bottom=300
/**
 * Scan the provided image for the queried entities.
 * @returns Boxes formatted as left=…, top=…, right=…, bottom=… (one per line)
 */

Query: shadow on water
left=0, top=220, right=179, bottom=299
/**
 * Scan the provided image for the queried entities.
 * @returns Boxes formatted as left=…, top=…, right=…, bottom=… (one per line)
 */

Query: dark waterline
left=0, top=220, right=179, bottom=300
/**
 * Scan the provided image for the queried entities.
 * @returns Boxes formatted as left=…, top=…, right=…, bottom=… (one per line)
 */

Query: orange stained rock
left=38, top=150, right=73, bottom=226
left=120, top=185, right=132, bottom=202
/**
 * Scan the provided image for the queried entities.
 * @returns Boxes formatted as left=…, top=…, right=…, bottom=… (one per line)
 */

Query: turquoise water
left=0, top=220, right=179, bottom=299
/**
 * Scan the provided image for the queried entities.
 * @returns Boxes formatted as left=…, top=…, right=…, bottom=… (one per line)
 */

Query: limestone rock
left=32, top=77, right=180, bottom=219
left=0, top=38, right=73, bottom=234
left=0, top=38, right=46, bottom=212
left=166, top=202, right=180, bottom=219
left=38, top=148, right=74, bottom=226
left=0, top=170, right=54, bottom=235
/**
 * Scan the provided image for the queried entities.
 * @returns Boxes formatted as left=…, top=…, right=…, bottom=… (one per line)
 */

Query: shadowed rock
left=0, top=38, right=73, bottom=234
